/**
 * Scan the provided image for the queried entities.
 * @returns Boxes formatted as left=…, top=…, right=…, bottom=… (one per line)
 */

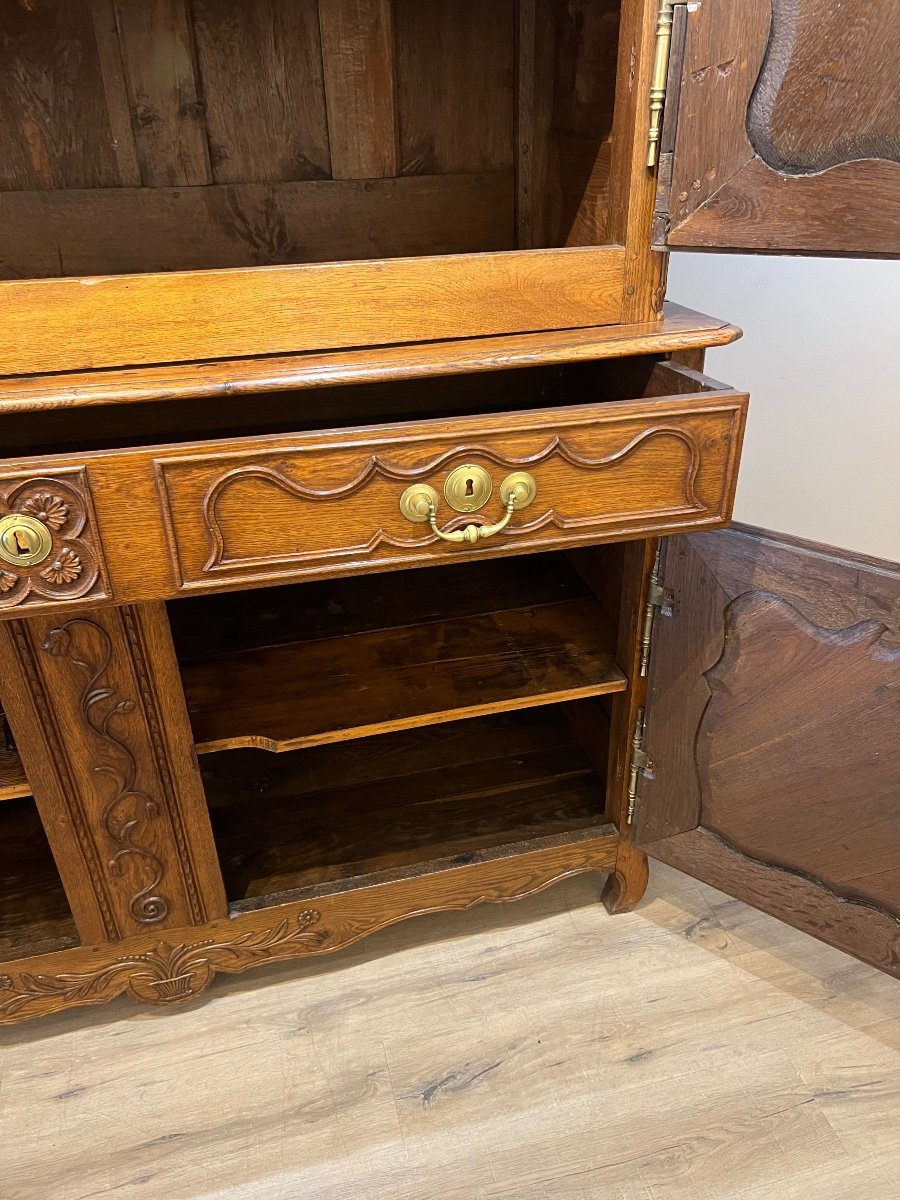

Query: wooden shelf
left=182, top=593, right=625, bottom=754
left=201, top=707, right=612, bottom=907
left=0, top=797, right=78, bottom=963
left=0, top=749, right=30, bottom=803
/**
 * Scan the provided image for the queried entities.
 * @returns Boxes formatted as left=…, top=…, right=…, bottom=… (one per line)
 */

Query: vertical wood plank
left=0, top=604, right=227, bottom=945
left=608, top=0, right=668, bottom=320
left=0, top=0, right=124, bottom=190
left=192, top=0, right=331, bottom=183
left=88, top=0, right=142, bottom=186
left=394, top=0, right=515, bottom=175
left=318, top=0, right=399, bottom=180
left=114, top=0, right=212, bottom=186
left=516, top=0, right=554, bottom=247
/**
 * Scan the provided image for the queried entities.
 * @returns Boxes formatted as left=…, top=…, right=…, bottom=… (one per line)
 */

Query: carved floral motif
left=43, top=619, right=170, bottom=925
left=0, top=911, right=325, bottom=1019
left=38, top=546, right=83, bottom=585
left=20, top=491, right=69, bottom=531
left=0, top=472, right=105, bottom=608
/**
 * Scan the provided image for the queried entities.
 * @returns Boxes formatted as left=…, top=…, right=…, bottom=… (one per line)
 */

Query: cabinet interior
left=0, top=0, right=623, bottom=280
left=166, top=546, right=625, bottom=910
left=0, top=796, right=79, bottom=963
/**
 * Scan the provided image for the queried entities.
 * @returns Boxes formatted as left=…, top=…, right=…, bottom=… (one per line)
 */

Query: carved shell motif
left=39, top=546, right=83, bottom=585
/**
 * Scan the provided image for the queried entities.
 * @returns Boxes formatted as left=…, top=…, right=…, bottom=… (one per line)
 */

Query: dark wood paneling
left=0, top=171, right=514, bottom=278
left=192, top=0, right=331, bottom=183
left=318, top=0, right=399, bottom=180
left=113, top=0, right=212, bottom=187
left=640, top=526, right=900, bottom=976
left=395, top=0, right=515, bottom=175
left=659, top=0, right=900, bottom=254
left=0, top=0, right=126, bottom=190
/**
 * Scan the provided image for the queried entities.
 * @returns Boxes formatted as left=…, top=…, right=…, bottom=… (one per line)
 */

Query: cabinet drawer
left=0, top=363, right=746, bottom=612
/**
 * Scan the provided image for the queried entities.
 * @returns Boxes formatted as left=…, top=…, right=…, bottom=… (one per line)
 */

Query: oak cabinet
left=0, top=0, right=896, bottom=1024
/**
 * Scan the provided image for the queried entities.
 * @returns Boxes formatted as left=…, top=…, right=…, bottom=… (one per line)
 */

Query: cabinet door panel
left=656, top=0, right=900, bottom=255
left=638, top=526, right=900, bottom=976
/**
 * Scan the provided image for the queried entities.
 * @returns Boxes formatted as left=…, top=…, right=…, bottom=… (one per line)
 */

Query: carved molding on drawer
left=0, top=470, right=109, bottom=610
left=156, top=425, right=704, bottom=582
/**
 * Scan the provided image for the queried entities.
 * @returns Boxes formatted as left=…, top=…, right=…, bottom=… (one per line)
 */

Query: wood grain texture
left=0, top=833, right=619, bottom=1024
left=191, top=0, right=331, bottom=183
left=202, top=705, right=611, bottom=901
left=318, top=0, right=398, bottom=180
left=182, top=596, right=626, bottom=754
left=0, top=795, right=78, bottom=962
left=0, top=377, right=746, bottom=616
left=152, top=387, right=746, bottom=603
left=113, top=0, right=211, bottom=187
left=607, top=0, right=668, bottom=319
left=395, top=0, right=514, bottom=175
left=640, top=527, right=900, bottom=975
left=0, top=604, right=226, bottom=944
left=0, top=0, right=125, bottom=191
left=0, top=171, right=515, bottom=278
left=0, top=745, right=30, bottom=802
left=662, top=0, right=900, bottom=254
left=0, top=303, right=742, bottom=416
left=0, top=245, right=626, bottom=376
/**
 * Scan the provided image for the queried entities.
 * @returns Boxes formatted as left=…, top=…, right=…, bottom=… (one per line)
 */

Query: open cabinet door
left=652, top=0, right=900, bottom=254
left=635, top=527, right=900, bottom=976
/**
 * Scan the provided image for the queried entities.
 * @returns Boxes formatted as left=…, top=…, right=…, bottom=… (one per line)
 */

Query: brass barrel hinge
left=639, top=544, right=669, bottom=677
left=626, top=709, right=648, bottom=825
left=647, top=0, right=676, bottom=167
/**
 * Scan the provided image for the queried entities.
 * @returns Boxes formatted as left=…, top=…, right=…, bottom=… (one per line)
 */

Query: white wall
left=667, top=254, right=900, bottom=561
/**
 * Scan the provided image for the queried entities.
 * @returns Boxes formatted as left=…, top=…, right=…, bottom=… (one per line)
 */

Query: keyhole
left=465, top=477, right=475, bottom=497
left=13, top=530, right=31, bottom=555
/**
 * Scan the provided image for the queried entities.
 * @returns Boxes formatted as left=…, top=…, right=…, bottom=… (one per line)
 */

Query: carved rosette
left=0, top=473, right=107, bottom=609
left=0, top=911, right=326, bottom=1021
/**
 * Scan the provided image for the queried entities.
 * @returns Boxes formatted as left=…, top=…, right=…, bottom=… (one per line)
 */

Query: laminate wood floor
left=1, top=863, right=898, bottom=1200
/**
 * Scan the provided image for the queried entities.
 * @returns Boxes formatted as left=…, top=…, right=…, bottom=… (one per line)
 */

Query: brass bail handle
left=399, top=470, right=537, bottom=545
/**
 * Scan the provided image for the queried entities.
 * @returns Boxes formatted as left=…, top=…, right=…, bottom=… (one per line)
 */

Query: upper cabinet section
left=0, top=0, right=671, bottom=375
left=654, top=0, right=900, bottom=255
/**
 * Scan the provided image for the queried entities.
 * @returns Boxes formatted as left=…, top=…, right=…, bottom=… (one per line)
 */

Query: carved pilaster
left=0, top=603, right=226, bottom=943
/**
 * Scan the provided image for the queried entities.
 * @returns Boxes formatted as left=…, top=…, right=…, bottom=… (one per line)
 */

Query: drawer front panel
left=156, top=393, right=746, bottom=593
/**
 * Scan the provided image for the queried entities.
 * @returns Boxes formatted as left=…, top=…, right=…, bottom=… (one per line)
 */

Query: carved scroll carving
left=0, top=471, right=108, bottom=610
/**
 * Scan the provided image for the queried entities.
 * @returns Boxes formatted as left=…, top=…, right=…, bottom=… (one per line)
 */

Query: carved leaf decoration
left=0, top=569, right=17, bottom=593
left=20, top=492, right=69, bottom=531
left=39, top=546, right=82, bottom=585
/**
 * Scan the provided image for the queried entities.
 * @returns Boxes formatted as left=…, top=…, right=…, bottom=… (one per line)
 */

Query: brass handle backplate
left=400, top=471, right=537, bottom=546
left=0, top=513, right=53, bottom=567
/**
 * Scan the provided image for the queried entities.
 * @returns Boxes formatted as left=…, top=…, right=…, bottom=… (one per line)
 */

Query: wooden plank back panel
left=395, top=0, right=515, bottom=175
left=0, top=0, right=126, bottom=190
left=0, top=172, right=515, bottom=278
left=113, top=0, right=211, bottom=187
left=192, top=0, right=331, bottom=183
left=0, top=245, right=625, bottom=374
left=318, top=0, right=399, bottom=180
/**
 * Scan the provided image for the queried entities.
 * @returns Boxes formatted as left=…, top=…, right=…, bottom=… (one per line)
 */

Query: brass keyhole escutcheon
left=444, top=464, right=492, bottom=513
left=0, top=514, right=53, bottom=568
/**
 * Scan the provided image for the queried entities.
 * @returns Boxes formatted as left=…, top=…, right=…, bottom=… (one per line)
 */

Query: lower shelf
left=0, top=796, right=78, bottom=963
left=201, top=705, right=612, bottom=909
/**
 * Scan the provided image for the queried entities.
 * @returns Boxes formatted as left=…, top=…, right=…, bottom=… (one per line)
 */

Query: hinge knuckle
left=647, top=1, right=675, bottom=167
left=639, top=545, right=665, bottom=677
left=626, top=709, right=648, bottom=825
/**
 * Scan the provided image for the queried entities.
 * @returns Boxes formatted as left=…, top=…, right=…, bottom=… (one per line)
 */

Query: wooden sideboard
left=0, top=0, right=896, bottom=1025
